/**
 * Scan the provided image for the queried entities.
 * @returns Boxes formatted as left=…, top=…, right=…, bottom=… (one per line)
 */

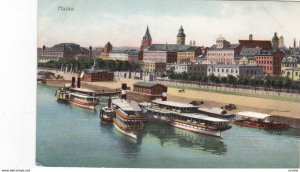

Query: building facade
left=177, top=46, right=202, bottom=63
left=255, top=50, right=285, bottom=76
left=207, top=36, right=239, bottom=65
left=281, top=55, right=300, bottom=80
left=140, top=60, right=166, bottom=72
left=82, top=70, right=114, bottom=82
left=133, top=82, right=167, bottom=95
left=40, top=43, right=90, bottom=58
left=167, top=63, right=208, bottom=75
left=207, top=64, right=263, bottom=77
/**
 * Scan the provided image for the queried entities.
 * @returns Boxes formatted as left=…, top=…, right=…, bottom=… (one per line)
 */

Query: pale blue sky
left=38, top=0, right=300, bottom=48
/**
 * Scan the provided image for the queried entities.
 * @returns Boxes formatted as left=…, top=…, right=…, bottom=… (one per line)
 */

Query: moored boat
left=139, top=97, right=231, bottom=137
left=55, top=77, right=99, bottom=110
left=233, top=111, right=286, bottom=129
left=99, top=97, right=115, bottom=122
left=112, top=84, right=144, bottom=139
left=198, top=107, right=234, bottom=119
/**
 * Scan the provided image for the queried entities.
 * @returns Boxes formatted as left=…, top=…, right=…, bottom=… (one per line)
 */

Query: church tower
left=279, top=35, right=284, bottom=48
left=141, top=26, right=152, bottom=49
left=272, top=32, right=279, bottom=50
left=176, top=26, right=186, bottom=45
left=294, top=38, right=296, bottom=48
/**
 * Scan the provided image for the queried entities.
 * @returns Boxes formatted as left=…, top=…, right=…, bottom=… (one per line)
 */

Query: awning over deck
left=152, top=99, right=196, bottom=108
left=235, top=111, right=271, bottom=120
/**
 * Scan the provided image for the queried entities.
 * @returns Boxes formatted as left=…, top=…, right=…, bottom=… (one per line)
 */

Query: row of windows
left=282, top=70, right=299, bottom=76
left=256, top=56, right=272, bottom=59
left=207, top=52, right=234, bottom=56
left=257, top=61, right=273, bottom=65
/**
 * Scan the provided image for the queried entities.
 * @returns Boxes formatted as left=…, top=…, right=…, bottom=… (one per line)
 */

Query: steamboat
left=99, top=96, right=114, bottom=122
left=139, top=93, right=231, bottom=137
left=111, top=84, right=144, bottom=139
left=56, top=77, right=99, bottom=110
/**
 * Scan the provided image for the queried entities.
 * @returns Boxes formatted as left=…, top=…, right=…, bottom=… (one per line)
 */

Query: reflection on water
left=143, top=122, right=227, bottom=155
left=37, top=85, right=300, bottom=168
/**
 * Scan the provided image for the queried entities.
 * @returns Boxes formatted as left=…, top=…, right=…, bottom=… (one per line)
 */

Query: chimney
left=71, top=77, right=76, bottom=88
left=77, top=77, right=81, bottom=88
left=162, top=87, right=168, bottom=101
left=108, top=96, right=112, bottom=108
left=121, top=83, right=127, bottom=100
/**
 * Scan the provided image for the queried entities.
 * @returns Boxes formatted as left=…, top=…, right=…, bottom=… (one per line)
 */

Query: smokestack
left=162, top=87, right=168, bottom=101
left=108, top=96, right=112, bottom=108
left=77, top=77, right=81, bottom=88
left=121, top=83, right=127, bottom=100
left=71, top=77, right=76, bottom=88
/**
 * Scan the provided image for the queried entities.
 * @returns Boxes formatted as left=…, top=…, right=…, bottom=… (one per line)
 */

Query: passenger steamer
left=111, top=84, right=144, bottom=139
left=233, top=111, right=285, bottom=129
left=139, top=93, right=231, bottom=137
left=56, top=77, right=99, bottom=110
left=99, top=96, right=114, bottom=122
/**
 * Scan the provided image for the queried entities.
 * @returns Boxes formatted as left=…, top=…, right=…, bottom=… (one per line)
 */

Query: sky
left=38, top=0, right=300, bottom=48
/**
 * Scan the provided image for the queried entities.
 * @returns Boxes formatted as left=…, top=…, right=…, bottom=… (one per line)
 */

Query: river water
left=36, top=85, right=300, bottom=168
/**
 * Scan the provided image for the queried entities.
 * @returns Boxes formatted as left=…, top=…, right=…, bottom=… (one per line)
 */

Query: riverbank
left=40, top=70, right=300, bottom=127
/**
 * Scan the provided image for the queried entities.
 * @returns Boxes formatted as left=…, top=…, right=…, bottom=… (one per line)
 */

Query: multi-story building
left=237, top=47, right=262, bottom=65
left=144, top=44, right=202, bottom=63
left=255, top=49, right=285, bottom=76
left=281, top=55, right=300, bottom=80
left=207, top=36, right=240, bottom=65
left=140, top=60, right=166, bottom=72
left=166, top=63, right=208, bottom=75
left=40, top=43, right=91, bottom=58
left=37, top=43, right=91, bottom=63
left=128, top=50, right=142, bottom=63
left=207, top=64, right=263, bottom=77
left=109, top=48, right=139, bottom=61
left=177, top=46, right=202, bottom=63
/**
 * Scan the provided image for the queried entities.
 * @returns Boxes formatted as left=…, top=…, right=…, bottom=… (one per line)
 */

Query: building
left=128, top=50, right=142, bottom=63
left=141, top=26, right=152, bottom=50
left=207, top=36, right=239, bottom=65
left=100, top=42, right=113, bottom=59
left=82, top=69, right=114, bottom=82
left=238, top=34, right=272, bottom=50
left=40, top=43, right=91, bottom=58
left=166, top=63, right=208, bottom=75
left=176, top=26, right=186, bottom=45
left=207, top=64, right=263, bottom=77
left=281, top=55, right=300, bottom=80
left=143, top=44, right=202, bottom=63
left=133, top=82, right=167, bottom=95
left=177, top=46, right=202, bottom=63
left=255, top=49, right=285, bottom=76
left=140, top=60, right=166, bottom=72
left=272, top=32, right=279, bottom=50
left=237, top=47, right=261, bottom=65
left=109, top=48, right=139, bottom=61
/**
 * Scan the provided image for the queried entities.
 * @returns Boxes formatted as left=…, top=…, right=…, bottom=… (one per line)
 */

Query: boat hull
left=113, top=122, right=138, bottom=139
left=170, top=121, right=221, bottom=137
left=233, top=120, right=286, bottom=130
left=69, top=100, right=96, bottom=110
left=101, top=115, right=113, bottom=123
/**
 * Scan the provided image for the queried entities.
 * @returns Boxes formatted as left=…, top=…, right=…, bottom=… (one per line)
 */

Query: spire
left=143, top=25, right=152, bottom=40
left=294, top=38, right=296, bottom=48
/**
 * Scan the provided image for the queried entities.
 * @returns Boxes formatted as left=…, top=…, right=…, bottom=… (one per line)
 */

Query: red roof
left=239, top=40, right=272, bottom=50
